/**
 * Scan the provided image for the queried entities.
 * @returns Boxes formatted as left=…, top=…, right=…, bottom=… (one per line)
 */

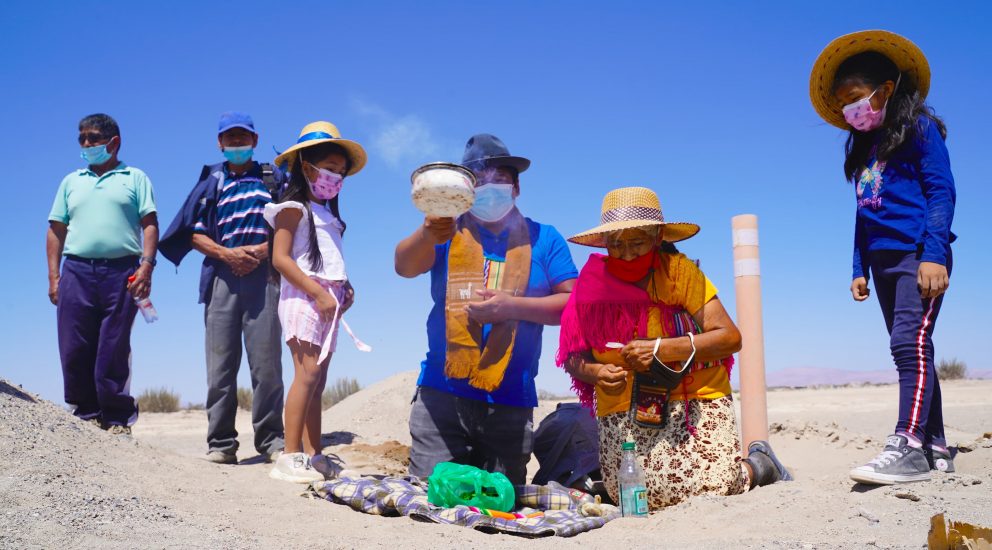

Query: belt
left=65, top=255, right=139, bottom=267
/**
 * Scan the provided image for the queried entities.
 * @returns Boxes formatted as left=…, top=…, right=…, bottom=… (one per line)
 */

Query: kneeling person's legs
left=476, top=402, right=534, bottom=486
left=408, top=386, right=473, bottom=479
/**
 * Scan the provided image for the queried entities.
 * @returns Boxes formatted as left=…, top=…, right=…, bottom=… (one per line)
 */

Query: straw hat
left=810, top=30, right=930, bottom=129
left=568, top=187, right=699, bottom=248
left=274, top=121, right=367, bottom=176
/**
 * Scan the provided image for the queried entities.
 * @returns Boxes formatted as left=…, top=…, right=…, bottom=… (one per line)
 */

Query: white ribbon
left=317, top=292, right=372, bottom=365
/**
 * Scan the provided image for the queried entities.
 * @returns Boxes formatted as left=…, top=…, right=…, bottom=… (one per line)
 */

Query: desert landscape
left=1, top=371, right=990, bottom=549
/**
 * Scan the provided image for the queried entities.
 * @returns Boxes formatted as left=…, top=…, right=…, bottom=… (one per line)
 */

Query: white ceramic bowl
left=410, top=162, right=476, bottom=218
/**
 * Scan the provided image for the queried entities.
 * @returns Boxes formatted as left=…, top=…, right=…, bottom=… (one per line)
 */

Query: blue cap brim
left=218, top=124, right=256, bottom=135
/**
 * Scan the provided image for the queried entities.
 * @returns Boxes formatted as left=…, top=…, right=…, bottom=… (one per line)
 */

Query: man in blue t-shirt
left=395, top=134, right=577, bottom=485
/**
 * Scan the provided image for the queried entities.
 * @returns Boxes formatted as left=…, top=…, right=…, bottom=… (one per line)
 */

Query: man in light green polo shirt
left=46, top=113, right=159, bottom=435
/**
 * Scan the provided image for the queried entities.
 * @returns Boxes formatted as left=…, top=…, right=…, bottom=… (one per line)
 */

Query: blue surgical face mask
left=223, top=145, right=254, bottom=165
left=470, top=183, right=515, bottom=222
left=80, top=143, right=113, bottom=166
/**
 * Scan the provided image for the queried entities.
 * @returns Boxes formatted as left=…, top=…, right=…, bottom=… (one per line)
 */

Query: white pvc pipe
left=732, top=214, right=769, bottom=455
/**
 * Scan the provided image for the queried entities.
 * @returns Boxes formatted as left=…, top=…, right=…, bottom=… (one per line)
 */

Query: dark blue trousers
left=869, top=249, right=951, bottom=448
left=57, top=256, right=139, bottom=426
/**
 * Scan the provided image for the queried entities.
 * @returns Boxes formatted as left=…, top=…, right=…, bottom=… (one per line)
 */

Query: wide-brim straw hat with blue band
left=274, top=121, right=368, bottom=176
left=568, top=187, right=700, bottom=248
left=810, top=30, right=931, bottom=129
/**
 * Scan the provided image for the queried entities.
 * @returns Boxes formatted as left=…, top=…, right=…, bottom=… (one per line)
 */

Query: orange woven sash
left=444, top=213, right=531, bottom=392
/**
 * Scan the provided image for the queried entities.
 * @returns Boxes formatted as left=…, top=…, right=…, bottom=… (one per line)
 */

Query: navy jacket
left=159, top=161, right=284, bottom=303
left=853, top=116, right=957, bottom=280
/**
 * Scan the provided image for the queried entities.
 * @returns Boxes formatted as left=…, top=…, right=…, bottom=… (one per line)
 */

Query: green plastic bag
left=427, top=462, right=516, bottom=512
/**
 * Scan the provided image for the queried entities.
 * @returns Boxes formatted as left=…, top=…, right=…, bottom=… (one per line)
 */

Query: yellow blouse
left=592, top=272, right=731, bottom=417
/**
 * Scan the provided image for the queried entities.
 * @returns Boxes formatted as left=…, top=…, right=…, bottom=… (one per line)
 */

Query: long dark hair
left=832, top=51, right=947, bottom=182
left=276, top=142, right=350, bottom=272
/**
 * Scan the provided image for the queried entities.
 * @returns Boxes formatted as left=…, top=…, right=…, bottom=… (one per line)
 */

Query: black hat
left=460, top=134, right=530, bottom=174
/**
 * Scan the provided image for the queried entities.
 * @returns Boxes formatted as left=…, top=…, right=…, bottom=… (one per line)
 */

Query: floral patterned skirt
left=598, top=395, right=749, bottom=510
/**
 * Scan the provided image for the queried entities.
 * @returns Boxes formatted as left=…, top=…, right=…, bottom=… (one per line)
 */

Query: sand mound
left=0, top=380, right=247, bottom=548
left=320, top=370, right=419, bottom=445
left=6, top=375, right=992, bottom=549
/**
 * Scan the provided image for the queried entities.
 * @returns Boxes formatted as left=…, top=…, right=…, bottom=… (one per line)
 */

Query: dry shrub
left=937, top=358, right=967, bottom=381
left=137, top=387, right=180, bottom=413
left=322, top=378, right=361, bottom=410
left=237, top=387, right=253, bottom=411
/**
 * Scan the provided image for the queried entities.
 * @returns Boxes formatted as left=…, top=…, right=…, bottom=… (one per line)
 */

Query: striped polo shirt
left=194, top=165, right=272, bottom=248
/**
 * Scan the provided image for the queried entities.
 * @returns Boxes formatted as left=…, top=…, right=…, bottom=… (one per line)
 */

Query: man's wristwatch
left=140, top=256, right=157, bottom=268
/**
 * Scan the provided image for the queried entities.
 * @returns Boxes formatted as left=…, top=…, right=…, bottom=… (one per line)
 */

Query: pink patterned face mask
left=302, top=158, right=343, bottom=200
left=842, top=74, right=901, bottom=132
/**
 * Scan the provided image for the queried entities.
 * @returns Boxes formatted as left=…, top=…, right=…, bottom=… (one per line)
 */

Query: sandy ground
left=2, top=372, right=990, bottom=549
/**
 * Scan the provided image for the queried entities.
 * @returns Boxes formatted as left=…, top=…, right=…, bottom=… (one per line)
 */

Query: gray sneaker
left=850, top=434, right=931, bottom=485
left=925, top=446, right=955, bottom=473
left=205, top=451, right=238, bottom=465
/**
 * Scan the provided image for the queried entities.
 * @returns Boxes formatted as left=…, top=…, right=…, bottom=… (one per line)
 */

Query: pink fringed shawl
left=556, top=254, right=734, bottom=412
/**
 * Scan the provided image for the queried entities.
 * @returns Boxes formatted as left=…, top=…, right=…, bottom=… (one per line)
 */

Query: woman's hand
left=315, top=291, right=339, bottom=323
left=619, top=339, right=656, bottom=373
left=595, top=363, right=628, bottom=395
left=851, top=277, right=870, bottom=302
left=918, top=262, right=949, bottom=299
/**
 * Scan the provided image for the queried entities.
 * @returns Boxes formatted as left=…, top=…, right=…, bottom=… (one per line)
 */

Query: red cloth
left=556, top=253, right=733, bottom=412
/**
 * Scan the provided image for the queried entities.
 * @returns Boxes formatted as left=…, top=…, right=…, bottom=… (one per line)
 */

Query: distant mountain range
left=731, top=367, right=992, bottom=389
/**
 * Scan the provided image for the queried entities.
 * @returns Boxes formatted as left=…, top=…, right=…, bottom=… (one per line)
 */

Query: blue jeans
left=408, top=386, right=534, bottom=485
left=869, top=249, right=951, bottom=448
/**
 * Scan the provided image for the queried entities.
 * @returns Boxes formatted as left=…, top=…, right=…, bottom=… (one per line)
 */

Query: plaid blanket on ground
left=310, top=476, right=619, bottom=538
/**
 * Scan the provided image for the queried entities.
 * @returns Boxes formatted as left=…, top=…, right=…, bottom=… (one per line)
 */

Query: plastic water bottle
left=618, top=441, right=648, bottom=518
left=128, top=276, right=158, bottom=323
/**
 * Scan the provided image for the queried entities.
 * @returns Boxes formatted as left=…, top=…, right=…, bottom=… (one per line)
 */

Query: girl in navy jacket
left=810, top=30, right=956, bottom=485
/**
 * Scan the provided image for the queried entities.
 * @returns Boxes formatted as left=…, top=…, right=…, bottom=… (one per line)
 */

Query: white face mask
left=470, top=183, right=515, bottom=222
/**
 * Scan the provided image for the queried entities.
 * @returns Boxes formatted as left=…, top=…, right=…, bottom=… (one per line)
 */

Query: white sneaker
left=269, top=452, right=324, bottom=483
left=310, top=454, right=345, bottom=480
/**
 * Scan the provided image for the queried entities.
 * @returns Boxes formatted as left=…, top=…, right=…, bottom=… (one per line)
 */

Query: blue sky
left=1, top=1, right=987, bottom=406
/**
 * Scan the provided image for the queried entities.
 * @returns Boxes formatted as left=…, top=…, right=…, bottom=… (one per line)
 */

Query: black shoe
left=745, top=440, right=793, bottom=486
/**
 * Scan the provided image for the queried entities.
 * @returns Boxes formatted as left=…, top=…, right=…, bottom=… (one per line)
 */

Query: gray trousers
left=408, top=386, right=534, bottom=485
left=205, top=266, right=284, bottom=455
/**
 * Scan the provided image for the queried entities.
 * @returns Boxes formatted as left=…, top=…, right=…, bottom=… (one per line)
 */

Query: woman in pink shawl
left=558, top=187, right=790, bottom=510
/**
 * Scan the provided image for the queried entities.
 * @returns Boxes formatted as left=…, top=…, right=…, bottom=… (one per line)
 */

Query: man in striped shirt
left=161, top=112, right=285, bottom=465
